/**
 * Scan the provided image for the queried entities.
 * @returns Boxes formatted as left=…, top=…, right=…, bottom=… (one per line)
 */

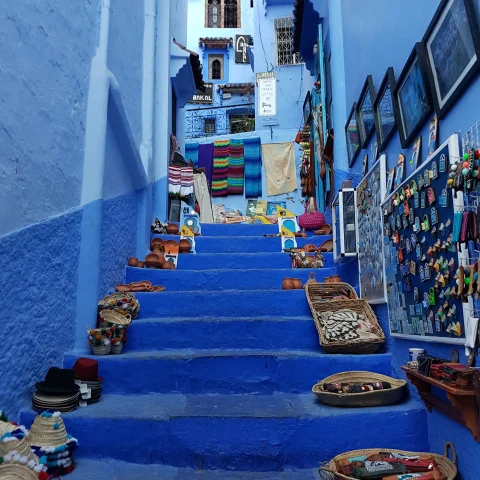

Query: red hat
left=73, top=358, right=103, bottom=382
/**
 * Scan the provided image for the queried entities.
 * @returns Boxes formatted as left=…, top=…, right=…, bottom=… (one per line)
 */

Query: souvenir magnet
left=414, top=287, right=420, bottom=303
left=402, top=215, right=409, bottom=229
left=431, top=160, right=438, bottom=179
left=414, top=191, right=419, bottom=208
left=427, top=187, right=436, bottom=205
left=419, top=265, right=425, bottom=282
left=418, top=173, right=425, bottom=189
left=422, top=215, right=430, bottom=232
left=439, top=189, right=449, bottom=208
left=406, top=238, right=412, bottom=253
left=411, top=180, right=418, bottom=194
left=421, top=191, right=426, bottom=209
left=396, top=215, right=401, bottom=229
left=398, top=248, right=404, bottom=263
left=431, top=207, right=438, bottom=226
left=439, top=154, right=446, bottom=173
left=429, top=287, right=436, bottom=306
left=411, top=234, right=418, bottom=248
left=402, top=277, right=412, bottom=292
left=406, top=184, right=412, bottom=199
left=435, top=314, right=441, bottom=332
left=422, top=292, right=429, bottom=308
left=409, top=208, right=415, bottom=224
left=404, top=200, right=409, bottom=216
left=400, top=235, right=405, bottom=249
left=400, top=188, right=406, bottom=201
left=424, top=169, right=430, bottom=186
left=394, top=230, right=399, bottom=244
left=414, top=217, right=421, bottom=232
left=424, top=264, right=431, bottom=280
left=409, top=260, right=416, bottom=275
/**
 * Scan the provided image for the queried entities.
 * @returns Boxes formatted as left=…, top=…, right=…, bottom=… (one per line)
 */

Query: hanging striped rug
left=244, top=137, right=262, bottom=198
left=227, top=139, right=245, bottom=195
left=212, top=140, right=230, bottom=197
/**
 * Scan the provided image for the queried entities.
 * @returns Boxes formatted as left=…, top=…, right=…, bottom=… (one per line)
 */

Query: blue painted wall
left=324, top=1, right=480, bottom=478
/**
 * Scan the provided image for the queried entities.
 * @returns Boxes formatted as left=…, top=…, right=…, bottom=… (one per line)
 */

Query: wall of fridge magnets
left=381, top=134, right=470, bottom=343
left=357, top=154, right=387, bottom=304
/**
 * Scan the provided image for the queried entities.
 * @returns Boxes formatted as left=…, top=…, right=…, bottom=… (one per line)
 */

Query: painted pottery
left=166, top=223, right=179, bottom=235
left=145, top=253, right=161, bottom=269
left=292, top=278, right=303, bottom=289
left=162, top=261, right=176, bottom=270
left=151, top=238, right=165, bottom=252
left=128, top=257, right=139, bottom=267
left=165, top=239, right=179, bottom=248
left=179, top=239, right=192, bottom=253
left=282, top=278, right=295, bottom=290
left=137, top=261, right=145, bottom=268
left=153, top=252, right=165, bottom=264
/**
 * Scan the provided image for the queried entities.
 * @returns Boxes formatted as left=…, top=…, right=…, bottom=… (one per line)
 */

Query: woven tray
left=305, top=282, right=358, bottom=303
left=312, top=371, right=406, bottom=407
left=309, top=300, right=385, bottom=354
left=319, top=443, right=457, bottom=480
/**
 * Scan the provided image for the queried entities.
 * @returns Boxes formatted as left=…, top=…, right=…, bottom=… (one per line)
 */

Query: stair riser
left=127, top=319, right=320, bottom=351
left=20, top=409, right=427, bottom=470
left=156, top=252, right=335, bottom=270
left=151, top=235, right=332, bottom=254
left=63, top=353, right=392, bottom=394
left=125, top=268, right=337, bottom=291
left=135, top=291, right=312, bottom=317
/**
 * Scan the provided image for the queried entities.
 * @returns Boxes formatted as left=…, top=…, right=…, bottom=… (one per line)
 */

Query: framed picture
left=394, top=154, right=405, bottom=188
left=303, top=91, right=312, bottom=125
left=410, top=136, right=422, bottom=172
left=393, top=43, right=433, bottom=148
left=428, top=115, right=438, bottom=156
left=345, top=103, right=361, bottom=167
left=423, top=0, right=480, bottom=119
left=386, top=167, right=395, bottom=194
left=374, top=67, right=397, bottom=154
left=357, top=75, right=376, bottom=148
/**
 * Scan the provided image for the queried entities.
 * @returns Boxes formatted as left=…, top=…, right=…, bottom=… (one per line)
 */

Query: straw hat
left=27, top=412, right=77, bottom=451
left=0, top=463, right=41, bottom=480
left=0, top=421, right=38, bottom=464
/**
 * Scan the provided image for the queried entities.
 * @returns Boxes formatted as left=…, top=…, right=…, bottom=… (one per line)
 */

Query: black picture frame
left=345, top=103, right=361, bottom=167
left=393, top=43, right=434, bottom=148
left=373, top=67, right=397, bottom=154
left=357, top=75, right=376, bottom=148
left=303, top=91, right=312, bottom=125
left=423, top=0, right=480, bottom=119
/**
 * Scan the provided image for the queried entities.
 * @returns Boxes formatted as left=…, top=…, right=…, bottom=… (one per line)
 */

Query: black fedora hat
left=35, top=367, right=80, bottom=395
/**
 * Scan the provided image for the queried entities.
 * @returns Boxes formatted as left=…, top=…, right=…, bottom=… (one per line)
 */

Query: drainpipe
left=153, top=0, right=171, bottom=221
left=74, top=0, right=111, bottom=351
left=137, top=0, right=157, bottom=256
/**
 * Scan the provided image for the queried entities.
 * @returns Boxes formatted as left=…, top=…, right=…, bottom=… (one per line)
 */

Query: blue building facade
left=0, top=0, right=198, bottom=419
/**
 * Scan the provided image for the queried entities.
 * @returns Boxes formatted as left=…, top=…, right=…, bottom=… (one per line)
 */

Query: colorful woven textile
left=244, top=137, right=262, bottom=198
left=198, top=143, right=214, bottom=192
left=227, top=139, right=245, bottom=195
left=185, top=142, right=199, bottom=167
left=168, top=165, right=181, bottom=194
left=212, top=140, right=230, bottom=197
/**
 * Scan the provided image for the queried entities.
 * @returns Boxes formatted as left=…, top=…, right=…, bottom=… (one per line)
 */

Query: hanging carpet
left=198, top=143, right=214, bottom=192
left=244, top=137, right=262, bottom=198
left=212, top=140, right=230, bottom=197
left=261, top=141, right=297, bottom=196
left=185, top=142, right=199, bottom=167
left=227, top=139, right=245, bottom=195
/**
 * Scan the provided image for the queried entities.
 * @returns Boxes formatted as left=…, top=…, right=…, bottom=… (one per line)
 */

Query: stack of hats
left=73, top=358, right=103, bottom=405
left=32, top=368, right=80, bottom=413
left=0, top=412, right=47, bottom=479
left=27, top=411, right=78, bottom=477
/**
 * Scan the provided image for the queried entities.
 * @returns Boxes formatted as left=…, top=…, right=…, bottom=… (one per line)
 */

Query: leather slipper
left=319, top=239, right=333, bottom=252
left=314, top=224, right=332, bottom=235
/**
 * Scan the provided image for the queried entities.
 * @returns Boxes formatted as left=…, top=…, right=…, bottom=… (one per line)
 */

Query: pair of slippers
left=115, top=281, right=165, bottom=293
left=314, top=224, right=332, bottom=236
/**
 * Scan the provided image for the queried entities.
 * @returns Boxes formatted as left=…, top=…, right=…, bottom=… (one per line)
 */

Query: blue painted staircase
left=21, top=224, right=428, bottom=479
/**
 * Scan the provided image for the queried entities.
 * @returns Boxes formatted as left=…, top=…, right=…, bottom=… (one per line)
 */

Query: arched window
left=207, top=0, right=221, bottom=28
left=224, top=0, right=238, bottom=28
left=211, top=59, right=222, bottom=79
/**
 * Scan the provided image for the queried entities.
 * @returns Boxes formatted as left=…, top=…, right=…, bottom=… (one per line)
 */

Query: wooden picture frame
left=357, top=75, right=376, bottom=148
left=345, top=103, right=361, bottom=167
left=423, top=0, right=480, bottom=119
left=373, top=67, right=397, bottom=154
left=303, top=91, right=312, bottom=125
left=393, top=43, right=434, bottom=148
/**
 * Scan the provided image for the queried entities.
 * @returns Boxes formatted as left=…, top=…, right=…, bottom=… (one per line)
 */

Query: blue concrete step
left=68, top=459, right=319, bottom=479
left=164, top=252, right=334, bottom=270
left=195, top=223, right=280, bottom=237
left=63, top=350, right=392, bottom=394
left=125, top=267, right=337, bottom=291
left=134, top=290, right=312, bottom=317
left=127, top=316, right=319, bottom=351
left=151, top=234, right=332, bottom=253
left=20, top=394, right=427, bottom=470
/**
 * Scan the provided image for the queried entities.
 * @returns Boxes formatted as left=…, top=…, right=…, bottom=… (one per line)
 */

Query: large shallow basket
left=306, top=282, right=358, bottom=303
left=319, top=443, right=457, bottom=480
left=309, top=300, right=385, bottom=354
left=0, top=463, right=39, bottom=480
left=312, top=371, right=406, bottom=407
left=99, top=310, right=132, bottom=327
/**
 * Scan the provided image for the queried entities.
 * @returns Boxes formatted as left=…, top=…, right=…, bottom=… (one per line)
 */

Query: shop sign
left=256, top=72, right=276, bottom=117
left=188, top=83, right=214, bottom=104
left=235, top=35, right=253, bottom=64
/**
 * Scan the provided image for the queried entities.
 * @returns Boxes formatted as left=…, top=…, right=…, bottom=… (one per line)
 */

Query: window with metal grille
left=209, top=55, right=224, bottom=80
left=274, top=17, right=301, bottom=66
left=229, top=114, right=255, bottom=134
left=224, top=0, right=238, bottom=27
left=207, top=0, right=221, bottom=28
left=204, top=118, right=216, bottom=134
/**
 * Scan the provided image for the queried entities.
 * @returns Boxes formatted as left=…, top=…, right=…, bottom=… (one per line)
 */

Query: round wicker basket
left=92, top=344, right=111, bottom=355
left=312, top=371, right=406, bottom=407
left=0, top=463, right=39, bottom=480
left=319, top=443, right=457, bottom=480
left=99, top=310, right=132, bottom=327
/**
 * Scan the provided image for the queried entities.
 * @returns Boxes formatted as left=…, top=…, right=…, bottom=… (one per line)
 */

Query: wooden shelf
left=402, top=366, right=479, bottom=442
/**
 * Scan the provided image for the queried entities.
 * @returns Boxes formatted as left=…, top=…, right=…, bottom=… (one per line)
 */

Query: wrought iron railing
left=185, top=103, right=255, bottom=139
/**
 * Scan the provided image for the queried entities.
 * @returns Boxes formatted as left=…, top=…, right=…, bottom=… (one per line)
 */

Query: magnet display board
left=357, top=155, right=387, bottom=304
left=381, top=134, right=469, bottom=344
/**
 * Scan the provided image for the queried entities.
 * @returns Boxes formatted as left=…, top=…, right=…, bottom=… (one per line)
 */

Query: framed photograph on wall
left=393, top=43, right=433, bottom=148
left=345, top=103, right=361, bottom=167
left=423, top=0, right=480, bottom=119
left=373, top=67, right=397, bottom=154
left=357, top=75, right=376, bottom=148
left=303, top=91, right=312, bottom=125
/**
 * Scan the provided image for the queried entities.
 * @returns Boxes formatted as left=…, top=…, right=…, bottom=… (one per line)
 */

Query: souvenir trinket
left=431, top=207, right=438, bottom=226
left=417, top=173, right=425, bottom=189
left=439, top=154, right=446, bottom=173
left=424, top=264, right=431, bottom=280
left=424, top=169, right=430, bottom=187
left=411, top=233, right=418, bottom=248
left=422, top=215, right=430, bottom=232
left=414, top=191, right=420, bottom=208
left=416, top=244, right=422, bottom=260
left=419, top=265, right=425, bottom=282
left=439, top=189, right=449, bottom=208
left=427, top=187, right=436, bottom=205
left=409, top=208, right=414, bottom=224
left=421, top=191, right=426, bottom=209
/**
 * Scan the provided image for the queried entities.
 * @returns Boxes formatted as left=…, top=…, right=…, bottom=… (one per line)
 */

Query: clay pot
left=179, top=239, right=192, bottom=254
left=292, top=278, right=303, bottom=289
left=145, top=253, right=161, bottom=269
left=166, top=223, right=179, bottom=235
left=162, top=261, right=176, bottom=270
left=128, top=257, right=139, bottom=267
left=282, top=278, right=295, bottom=290
left=151, top=238, right=165, bottom=252
left=303, top=244, right=318, bottom=253
left=325, top=275, right=342, bottom=283
left=137, top=261, right=145, bottom=268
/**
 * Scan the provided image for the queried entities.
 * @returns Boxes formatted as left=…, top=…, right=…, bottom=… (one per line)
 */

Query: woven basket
left=306, top=282, right=358, bottom=303
left=99, top=310, right=132, bottom=327
left=312, top=371, right=406, bottom=407
left=92, top=344, right=111, bottom=355
left=111, top=343, right=123, bottom=354
left=319, top=443, right=457, bottom=480
left=0, top=463, right=39, bottom=480
left=309, top=300, right=385, bottom=353
left=98, top=292, right=140, bottom=318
